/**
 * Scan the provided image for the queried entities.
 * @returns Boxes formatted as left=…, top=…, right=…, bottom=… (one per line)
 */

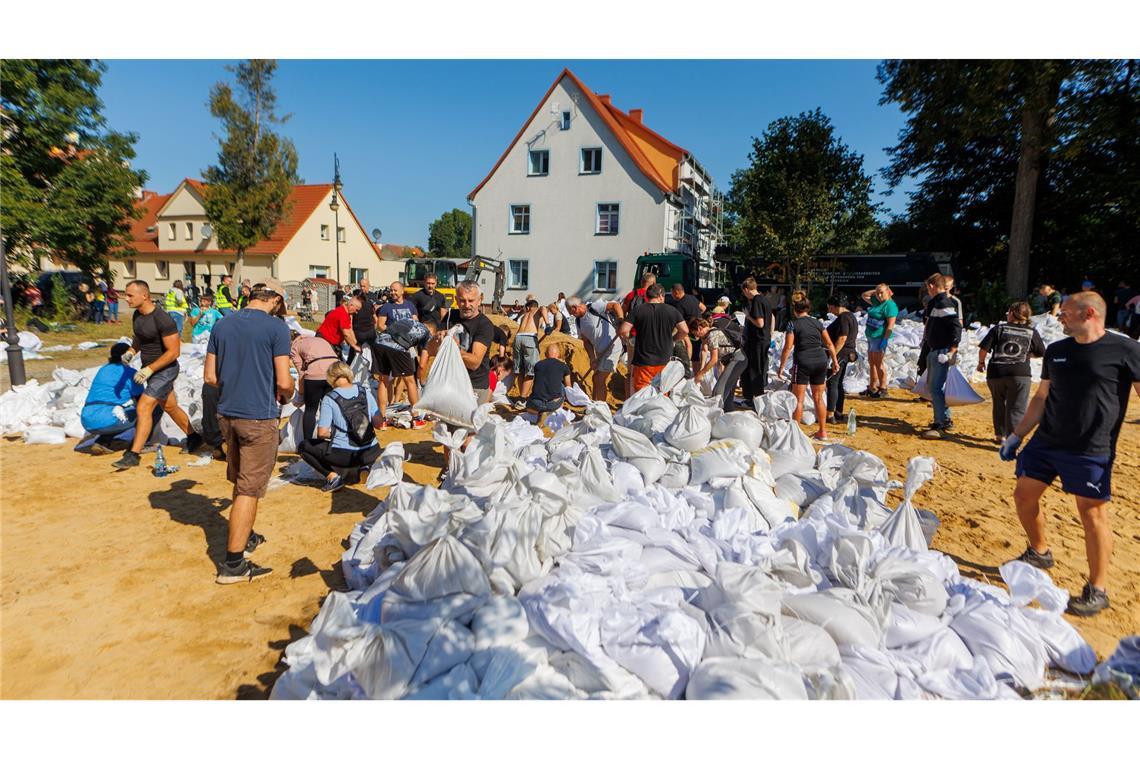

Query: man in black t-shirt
left=999, top=292, right=1140, bottom=617
left=438, top=281, right=495, bottom=403
left=527, top=344, right=571, bottom=423
left=348, top=278, right=380, bottom=364
left=825, top=293, right=859, bottom=423
left=740, top=277, right=774, bottom=402
left=409, top=273, right=449, bottom=325
left=112, top=280, right=204, bottom=470
left=617, top=283, right=688, bottom=392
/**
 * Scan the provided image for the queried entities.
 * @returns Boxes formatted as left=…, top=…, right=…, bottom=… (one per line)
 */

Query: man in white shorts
left=567, top=295, right=625, bottom=402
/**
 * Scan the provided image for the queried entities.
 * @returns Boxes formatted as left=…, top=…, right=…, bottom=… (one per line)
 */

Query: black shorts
left=1016, top=437, right=1114, bottom=500
left=372, top=343, right=416, bottom=378
left=794, top=360, right=828, bottom=386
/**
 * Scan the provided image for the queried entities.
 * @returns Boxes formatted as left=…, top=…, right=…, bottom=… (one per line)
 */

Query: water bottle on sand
left=847, top=409, right=857, bottom=436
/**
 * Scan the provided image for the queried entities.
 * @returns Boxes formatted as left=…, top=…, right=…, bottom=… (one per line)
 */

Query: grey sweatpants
left=987, top=375, right=1031, bottom=439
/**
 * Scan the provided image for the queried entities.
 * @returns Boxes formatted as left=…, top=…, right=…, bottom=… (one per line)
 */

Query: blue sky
left=100, top=60, right=913, bottom=248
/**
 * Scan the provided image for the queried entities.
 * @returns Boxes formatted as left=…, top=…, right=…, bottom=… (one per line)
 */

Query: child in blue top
left=189, top=293, right=224, bottom=341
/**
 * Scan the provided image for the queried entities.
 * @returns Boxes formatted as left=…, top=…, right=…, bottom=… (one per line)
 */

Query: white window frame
left=309, top=265, right=329, bottom=279
left=320, top=224, right=330, bottom=241
left=596, top=203, right=620, bottom=236
left=167, top=222, right=176, bottom=240
left=509, top=204, right=530, bottom=235
left=560, top=111, right=571, bottom=130
left=184, top=222, right=194, bottom=240
left=507, top=259, right=529, bottom=290
left=349, top=267, right=368, bottom=284
left=527, top=150, right=549, bottom=177
left=155, top=260, right=170, bottom=280
left=594, top=261, right=618, bottom=293
left=580, top=147, right=602, bottom=175
left=124, top=260, right=136, bottom=279
left=337, top=226, right=345, bottom=243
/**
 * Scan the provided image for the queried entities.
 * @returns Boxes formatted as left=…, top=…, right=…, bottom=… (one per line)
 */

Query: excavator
left=401, top=254, right=505, bottom=313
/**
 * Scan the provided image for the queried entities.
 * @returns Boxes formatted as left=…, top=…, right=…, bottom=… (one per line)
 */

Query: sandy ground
left=2, top=377, right=1138, bottom=698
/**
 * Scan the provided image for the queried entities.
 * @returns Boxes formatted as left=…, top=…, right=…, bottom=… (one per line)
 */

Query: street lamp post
left=1, top=236, right=28, bottom=387
left=330, top=153, right=343, bottom=288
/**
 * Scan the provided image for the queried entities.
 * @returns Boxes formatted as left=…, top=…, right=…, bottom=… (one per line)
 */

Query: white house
left=468, top=68, right=724, bottom=303
left=107, top=178, right=391, bottom=291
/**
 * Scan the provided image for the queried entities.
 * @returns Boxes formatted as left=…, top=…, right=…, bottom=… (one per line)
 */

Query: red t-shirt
left=317, top=306, right=352, bottom=346
left=622, top=288, right=648, bottom=336
left=489, top=370, right=499, bottom=392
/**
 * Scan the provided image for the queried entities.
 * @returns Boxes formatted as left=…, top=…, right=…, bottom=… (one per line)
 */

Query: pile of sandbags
left=273, top=386, right=1098, bottom=700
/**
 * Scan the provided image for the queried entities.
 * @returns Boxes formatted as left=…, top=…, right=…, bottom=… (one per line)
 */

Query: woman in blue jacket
left=81, top=343, right=160, bottom=452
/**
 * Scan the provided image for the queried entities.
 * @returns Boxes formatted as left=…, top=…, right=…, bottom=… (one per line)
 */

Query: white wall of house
left=471, top=77, right=669, bottom=303
left=275, top=189, right=377, bottom=284
left=108, top=255, right=274, bottom=290
left=155, top=187, right=217, bottom=253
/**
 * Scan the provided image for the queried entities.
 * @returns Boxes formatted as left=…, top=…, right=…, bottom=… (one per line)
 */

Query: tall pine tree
left=1, top=59, right=146, bottom=274
left=203, top=60, right=298, bottom=284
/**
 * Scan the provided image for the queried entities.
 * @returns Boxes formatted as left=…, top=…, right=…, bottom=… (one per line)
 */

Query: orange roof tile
left=468, top=68, right=689, bottom=201
left=125, top=191, right=171, bottom=254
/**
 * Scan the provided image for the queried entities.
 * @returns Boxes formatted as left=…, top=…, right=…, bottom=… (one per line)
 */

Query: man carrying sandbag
left=617, top=283, right=688, bottom=392
left=999, top=291, right=1140, bottom=616
left=438, top=281, right=496, bottom=404
left=204, top=279, right=294, bottom=585
left=919, top=273, right=962, bottom=440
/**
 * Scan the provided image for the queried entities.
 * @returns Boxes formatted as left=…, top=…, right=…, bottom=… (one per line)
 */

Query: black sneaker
left=244, top=531, right=266, bottom=557
left=183, top=432, right=205, bottom=453
left=1066, top=582, right=1110, bottom=617
left=112, top=451, right=141, bottom=470
left=859, top=388, right=876, bottom=397
left=1014, top=546, right=1055, bottom=570
left=942, top=419, right=956, bottom=432
left=212, top=445, right=227, bottom=462
left=216, top=559, right=273, bottom=585
left=321, top=474, right=345, bottom=493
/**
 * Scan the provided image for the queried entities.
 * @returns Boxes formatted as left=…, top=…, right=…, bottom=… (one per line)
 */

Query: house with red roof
left=108, top=179, right=399, bottom=290
left=468, top=68, right=723, bottom=302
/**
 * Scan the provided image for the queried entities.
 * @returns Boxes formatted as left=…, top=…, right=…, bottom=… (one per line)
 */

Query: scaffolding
left=669, top=158, right=725, bottom=290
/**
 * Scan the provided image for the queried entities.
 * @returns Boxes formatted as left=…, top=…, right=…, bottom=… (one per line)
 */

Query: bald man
left=526, top=343, right=571, bottom=423
left=1000, top=291, right=1140, bottom=616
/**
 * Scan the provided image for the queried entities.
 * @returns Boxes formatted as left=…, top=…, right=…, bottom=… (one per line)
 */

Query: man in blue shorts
left=999, top=292, right=1140, bottom=616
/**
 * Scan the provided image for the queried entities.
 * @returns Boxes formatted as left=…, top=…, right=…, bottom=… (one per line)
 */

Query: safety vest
left=164, top=287, right=187, bottom=314
left=215, top=284, right=234, bottom=309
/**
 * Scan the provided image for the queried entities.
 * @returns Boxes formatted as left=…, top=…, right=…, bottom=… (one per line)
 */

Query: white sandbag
left=476, top=641, right=548, bottom=699
left=365, top=441, right=406, bottom=489
left=948, top=597, right=1048, bottom=691
left=689, top=440, right=752, bottom=485
left=23, top=425, right=67, bottom=445
left=471, top=595, right=531, bottom=651
left=599, top=599, right=706, bottom=699
left=663, top=405, right=712, bottom=452
left=414, top=331, right=478, bottom=427
left=711, top=411, right=766, bottom=449
left=563, top=383, right=591, bottom=407
left=912, top=366, right=985, bottom=406
left=774, top=471, right=829, bottom=509
left=505, top=665, right=585, bottom=699
left=405, top=663, right=478, bottom=700
left=390, top=535, right=492, bottom=601
left=279, top=408, right=305, bottom=454
left=686, top=656, right=809, bottom=700
left=609, top=424, right=666, bottom=485
left=352, top=618, right=440, bottom=699
left=879, top=456, right=937, bottom=550
left=652, top=360, right=685, bottom=394
left=412, top=619, right=476, bottom=686
left=782, top=589, right=883, bottom=649
left=63, top=414, right=87, bottom=439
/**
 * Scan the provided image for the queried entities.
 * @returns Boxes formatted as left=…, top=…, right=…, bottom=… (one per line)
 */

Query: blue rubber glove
left=999, top=433, right=1022, bottom=461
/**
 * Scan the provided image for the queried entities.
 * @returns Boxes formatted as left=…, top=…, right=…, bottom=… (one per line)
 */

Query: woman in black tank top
left=777, top=298, right=840, bottom=440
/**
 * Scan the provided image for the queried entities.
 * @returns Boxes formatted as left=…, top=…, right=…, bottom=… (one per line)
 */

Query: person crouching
left=299, top=361, right=384, bottom=493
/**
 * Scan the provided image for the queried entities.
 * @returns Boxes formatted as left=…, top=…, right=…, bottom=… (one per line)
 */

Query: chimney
left=597, top=94, right=612, bottom=106
left=629, top=108, right=643, bottom=124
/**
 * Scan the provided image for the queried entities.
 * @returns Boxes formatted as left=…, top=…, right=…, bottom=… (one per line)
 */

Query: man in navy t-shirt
left=205, top=278, right=293, bottom=585
left=376, top=281, right=419, bottom=331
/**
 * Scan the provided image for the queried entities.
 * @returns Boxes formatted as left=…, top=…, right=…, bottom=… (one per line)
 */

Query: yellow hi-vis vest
left=164, top=287, right=187, bottom=314
left=215, top=284, right=233, bottom=310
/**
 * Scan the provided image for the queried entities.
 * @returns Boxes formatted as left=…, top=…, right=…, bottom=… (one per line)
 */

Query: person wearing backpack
left=299, top=361, right=384, bottom=493
left=976, top=301, right=1045, bottom=443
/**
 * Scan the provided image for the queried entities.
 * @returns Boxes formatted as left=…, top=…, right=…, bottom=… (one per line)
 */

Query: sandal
left=811, top=431, right=829, bottom=441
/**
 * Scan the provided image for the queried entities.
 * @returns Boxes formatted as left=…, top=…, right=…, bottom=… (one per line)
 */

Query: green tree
left=202, top=60, right=299, bottom=284
left=726, top=109, right=882, bottom=289
left=427, top=209, right=473, bottom=258
left=878, top=59, right=1139, bottom=297
left=1, top=59, right=146, bottom=273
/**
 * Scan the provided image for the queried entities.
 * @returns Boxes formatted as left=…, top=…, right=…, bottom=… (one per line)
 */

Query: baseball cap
left=252, top=278, right=288, bottom=315
left=716, top=296, right=731, bottom=306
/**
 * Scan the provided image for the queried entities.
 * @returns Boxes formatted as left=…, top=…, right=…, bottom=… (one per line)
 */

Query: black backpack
left=385, top=319, right=429, bottom=350
left=717, top=319, right=744, bottom=349
left=331, top=385, right=375, bottom=447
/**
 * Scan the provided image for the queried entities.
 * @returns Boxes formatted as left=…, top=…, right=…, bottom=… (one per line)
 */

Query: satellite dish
left=201, top=223, right=213, bottom=239
left=371, top=228, right=382, bottom=243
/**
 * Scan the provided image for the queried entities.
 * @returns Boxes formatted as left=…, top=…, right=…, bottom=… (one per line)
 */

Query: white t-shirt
left=577, top=299, right=619, bottom=354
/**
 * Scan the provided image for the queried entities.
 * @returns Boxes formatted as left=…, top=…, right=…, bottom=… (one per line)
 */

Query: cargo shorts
left=219, top=416, right=280, bottom=498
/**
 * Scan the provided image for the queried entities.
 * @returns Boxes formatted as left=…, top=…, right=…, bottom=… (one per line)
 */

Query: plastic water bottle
left=847, top=409, right=857, bottom=436
left=153, top=445, right=168, bottom=476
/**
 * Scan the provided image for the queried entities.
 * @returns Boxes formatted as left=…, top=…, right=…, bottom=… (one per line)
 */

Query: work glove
left=999, top=433, right=1022, bottom=462
left=134, top=366, right=154, bottom=385
left=937, top=351, right=950, bottom=364
left=121, top=349, right=136, bottom=364
left=112, top=405, right=128, bottom=423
